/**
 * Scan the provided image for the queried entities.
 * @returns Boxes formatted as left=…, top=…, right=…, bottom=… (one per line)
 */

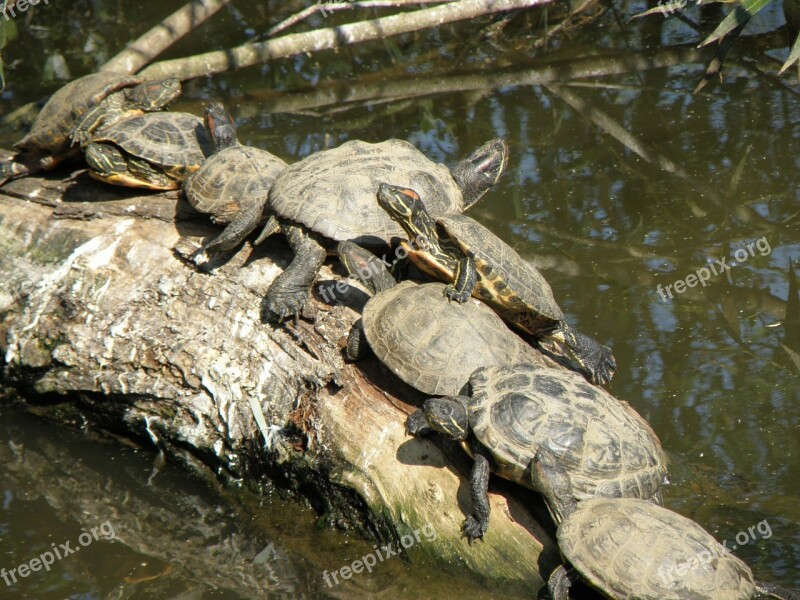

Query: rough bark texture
left=0, top=167, right=560, bottom=594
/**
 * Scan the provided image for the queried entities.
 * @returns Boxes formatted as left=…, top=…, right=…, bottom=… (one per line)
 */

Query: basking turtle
left=260, top=137, right=509, bottom=321
left=0, top=72, right=176, bottom=184
left=338, top=242, right=547, bottom=396
left=84, top=111, right=212, bottom=189
left=70, top=77, right=182, bottom=146
left=534, top=449, right=797, bottom=600
left=406, top=362, right=668, bottom=542
left=377, top=183, right=616, bottom=385
left=181, top=102, right=287, bottom=261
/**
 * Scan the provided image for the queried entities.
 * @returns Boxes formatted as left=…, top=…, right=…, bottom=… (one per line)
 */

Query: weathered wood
left=0, top=172, right=560, bottom=593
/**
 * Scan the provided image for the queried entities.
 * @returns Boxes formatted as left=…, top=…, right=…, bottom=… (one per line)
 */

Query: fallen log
left=0, top=167, right=560, bottom=594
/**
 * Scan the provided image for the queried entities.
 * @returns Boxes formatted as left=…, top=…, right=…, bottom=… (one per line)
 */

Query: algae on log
left=0, top=170, right=560, bottom=594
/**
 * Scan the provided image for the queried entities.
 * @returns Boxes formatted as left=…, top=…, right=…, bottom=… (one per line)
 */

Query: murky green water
left=1, top=0, right=798, bottom=597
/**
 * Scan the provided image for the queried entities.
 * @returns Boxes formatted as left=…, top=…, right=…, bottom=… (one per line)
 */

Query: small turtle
left=338, top=242, right=548, bottom=396
left=181, top=102, right=287, bottom=261
left=70, top=77, right=182, bottom=146
left=377, top=183, right=616, bottom=385
left=406, top=362, right=668, bottom=542
left=84, top=111, right=212, bottom=189
left=534, top=448, right=798, bottom=600
left=0, top=72, right=172, bottom=184
left=260, top=137, right=509, bottom=321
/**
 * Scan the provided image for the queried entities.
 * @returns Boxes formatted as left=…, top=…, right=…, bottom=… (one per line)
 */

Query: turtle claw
left=462, top=515, right=486, bottom=544
left=263, top=286, right=310, bottom=323
left=444, top=284, right=471, bottom=304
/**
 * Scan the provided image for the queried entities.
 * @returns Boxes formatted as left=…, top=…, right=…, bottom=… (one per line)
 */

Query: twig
left=267, top=0, right=449, bottom=37
left=101, top=0, right=232, bottom=74
left=140, top=0, right=552, bottom=81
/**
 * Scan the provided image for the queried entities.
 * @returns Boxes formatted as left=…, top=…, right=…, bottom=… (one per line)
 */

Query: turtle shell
left=468, top=363, right=667, bottom=500
left=269, top=139, right=465, bottom=246
left=16, top=71, right=141, bottom=154
left=362, top=281, right=547, bottom=396
left=559, top=498, right=757, bottom=600
left=437, top=215, right=564, bottom=330
left=183, top=145, right=287, bottom=223
left=92, top=112, right=211, bottom=178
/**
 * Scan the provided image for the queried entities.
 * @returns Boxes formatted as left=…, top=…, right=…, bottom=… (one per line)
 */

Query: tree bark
left=0, top=168, right=559, bottom=594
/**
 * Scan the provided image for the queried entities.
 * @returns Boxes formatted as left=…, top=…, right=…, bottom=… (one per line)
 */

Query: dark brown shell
left=92, top=112, right=211, bottom=177
left=559, top=498, right=757, bottom=600
left=362, top=281, right=546, bottom=396
left=468, top=363, right=667, bottom=500
left=183, top=145, right=287, bottom=223
left=16, top=72, right=141, bottom=154
left=269, top=139, right=465, bottom=246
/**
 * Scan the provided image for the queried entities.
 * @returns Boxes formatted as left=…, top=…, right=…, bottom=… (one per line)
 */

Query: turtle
left=0, top=71, right=175, bottom=185
left=181, top=101, right=288, bottom=262
left=84, top=111, right=212, bottom=190
left=533, top=448, right=798, bottom=600
left=338, top=241, right=549, bottom=396
left=377, top=183, right=616, bottom=386
left=69, top=77, right=182, bottom=147
left=259, top=137, right=509, bottom=322
left=405, top=362, right=668, bottom=542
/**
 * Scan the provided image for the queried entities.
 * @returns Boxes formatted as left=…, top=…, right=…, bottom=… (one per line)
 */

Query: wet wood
left=0, top=169, right=560, bottom=594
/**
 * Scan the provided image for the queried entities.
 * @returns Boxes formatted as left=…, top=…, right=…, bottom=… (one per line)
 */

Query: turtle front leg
left=548, top=565, right=577, bottom=600
left=193, top=197, right=268, bottom=263
left=445, top=254, right=478, bottom=304
left=345, top=318, right=369, bottom=360
left=264, top=225, right=326, bottom=322
left=541, top=323, right=617, bottom=386
left=463, top=439, right=491, bottom=544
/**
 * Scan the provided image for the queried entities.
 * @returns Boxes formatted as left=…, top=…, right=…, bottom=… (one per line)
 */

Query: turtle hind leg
left=463, top=439, right=492, bottom=544
left=754, top=581, right=800, bottom=600
left=548, top=565, right=577, bottom=600
left=192, top=197, right=267, bottom=264
left=263, top=224, right=325, bottom=323
left=540, top=323, right=616, bottom=386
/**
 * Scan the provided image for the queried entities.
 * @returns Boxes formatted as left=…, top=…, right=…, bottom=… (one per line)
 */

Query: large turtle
left=181, top=102, right=288, bottom=261
left=405, top=362, right=668, bottom=542
left=377, top=183, right=616, bottom=386
left=338, top=242, right=549, bottom=396
left=260, top=137, right=509, bottom=321
left=84, top=112, right=212, bottom=190
left=0, top=72, right=177, bottom=184
left=534, top=449, right=797, bottom=600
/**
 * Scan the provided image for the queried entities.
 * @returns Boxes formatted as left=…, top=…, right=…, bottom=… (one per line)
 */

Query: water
left=1, top=0, right=799, bottom=597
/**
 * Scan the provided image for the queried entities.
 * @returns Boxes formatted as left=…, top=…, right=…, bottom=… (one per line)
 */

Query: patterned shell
left=362, top=281, right=548, bottom=396
left=269, top=139, right=464, bottom=245
left=92, top=112, right=211, bottom=175
left=183, top=146, right=287, bottom=223
left=559, top=498, right=757, bottom=600
left=468, top=363, right=667, bottom=500
left=16, top=72, right=141, bottom=154
left=438, top=215, right=564, bottom=328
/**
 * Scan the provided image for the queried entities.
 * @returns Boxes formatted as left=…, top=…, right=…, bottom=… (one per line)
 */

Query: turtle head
left=204, top=101, right=238, bottom=152
left=377, top=183, right=439, bottom=251
left=420, top=396, right=470, bottom=440
left=127, top=78, right=182, bottom=111
left=452, top=138, right=508, bottom=209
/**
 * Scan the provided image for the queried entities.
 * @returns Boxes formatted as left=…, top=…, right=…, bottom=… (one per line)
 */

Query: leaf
left=784, top=258, right=800, bottom=350
left=699, top=0, right=770, bottom=47
left=779, top=344, right=800, bottom=374
left=779, top=31, right=800, bottom=73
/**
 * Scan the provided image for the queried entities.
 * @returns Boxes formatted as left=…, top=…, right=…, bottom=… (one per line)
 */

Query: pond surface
left=1, top=0, right=799, bottom=597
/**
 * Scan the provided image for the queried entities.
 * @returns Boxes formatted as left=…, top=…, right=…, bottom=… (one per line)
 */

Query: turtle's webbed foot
left=263, top=279, right=312, bottom=323
left=444, top=284, right=471, bottom=304
left=462, top=515, right=487, bottom=544
left=548, top=324, right=617, bottom=386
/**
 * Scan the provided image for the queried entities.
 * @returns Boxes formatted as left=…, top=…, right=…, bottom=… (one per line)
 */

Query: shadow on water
left=1, top=0, right=799, bottom=595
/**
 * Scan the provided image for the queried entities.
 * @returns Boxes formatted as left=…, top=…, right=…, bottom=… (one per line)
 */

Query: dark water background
left=0, top=0, right=798, bottom=597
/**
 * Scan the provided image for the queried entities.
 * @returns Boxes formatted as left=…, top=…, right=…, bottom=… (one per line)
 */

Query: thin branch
left=267, top=0, right=449, bottom=37
left=140, top=0, right=552, bottom=81
left=101, top=0, right=232, bottom=74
